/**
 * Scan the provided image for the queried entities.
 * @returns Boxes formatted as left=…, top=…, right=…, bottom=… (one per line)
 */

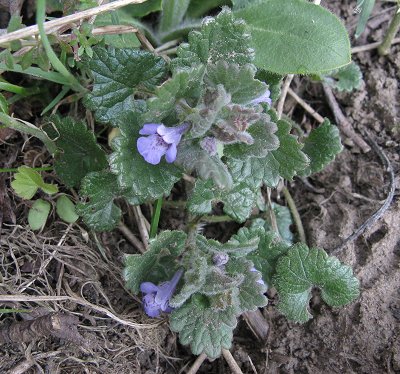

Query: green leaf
left=11, top=166, right=58, bottom=199
left=94, top=13, right=140, bottom=49
left=188, top=179, right=257, bottom=223
left=225, top=257, right=268, bottom=311
left=255, top=69, right=283, bottom=102
left=227, top=155, right=280, bottom=189
left=124, top=230, right=187, bottom=293
left=246, top=223, right=290, bottom=284
left=187, top=0, right=229, bottom=18
left=236, top=0, right=351, bottom=74
left=221, top=182, right=257, bottom=223
left=200, top=268, right=244, bottom=296
left=56, top=195, right=79, bottom=223
left=170, top=251, right=208, bottom=308
left=187, top=179, right=216, bottom=215
left=232, top=0, right=262, bottom=10
left=170, top=294, right=238, bottom=358
left=76, top=171, right=121, bottom=231
left=0, top=93, right=9, bottom=114
left=85, top=46, right=167, bottom=124
left=109, top=113, right=182, bottom=203
left=323, top=62, right=363, bottom=92
left=143, top=65, right=205, bottom=123
left=28, top=199, right=51, bottom=231
left=123, top=0, right=162, bottom=17
left=273, top=243, right=360, bottom=322
left=267, top=119, right=309, bottom=180
left=299, top=119, right=343, bottom=177
left=186, top=85, right=231, bottom=139
left=44, top=115, right=108, bottom=188
left=206, top=61, right=267, bottom=104
left=173, top=7, right=254, bottom=70
left=224, top=115, right=279, bottom=159
left=176, top=141, right=233, bottom=189
left=355, top=0, right=376, bottom=38
left=196, top=231, right=259, bottom=257
left=159, top=0, right=191, bottom=34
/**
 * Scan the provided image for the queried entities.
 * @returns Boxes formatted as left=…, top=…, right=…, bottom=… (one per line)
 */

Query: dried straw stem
left=0, top=0, right=147, bottom=45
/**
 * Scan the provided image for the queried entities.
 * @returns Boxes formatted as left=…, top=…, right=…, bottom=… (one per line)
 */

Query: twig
left=186, top=353, right=208, bottom=374
left=332, top=135, right=395, bottom=255
left=242, top=310, right=269, bottom=341
left=277, top=74, right=294, bottom=119
left=322, top=83, right=371, bottom=153
left=0, top=0, right=147, bottom=45
left=222, top=349, right=243, bottom=374
left=266, top=188, right=281, bottom=238
left=154, top=39, right=179, bottom=53
left=351, top=37, right=400, bottom=54
left=136, top=29, right=156, bottom=52
left=133, top=206, right=150, bottom=248
left=287, top=88, right=324, bottom=123
left=282, top=186, right=306, bottom=243
left=9, top=351, right=60, bottom=374
left=118, top=222, right=145, bottom=253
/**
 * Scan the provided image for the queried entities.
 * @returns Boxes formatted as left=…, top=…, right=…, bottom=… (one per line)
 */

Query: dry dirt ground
left=0, top=0, right=399, bottom=373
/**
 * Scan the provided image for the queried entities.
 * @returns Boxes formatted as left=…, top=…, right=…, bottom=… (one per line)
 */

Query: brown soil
left=1, top=0, right=400, bottom=373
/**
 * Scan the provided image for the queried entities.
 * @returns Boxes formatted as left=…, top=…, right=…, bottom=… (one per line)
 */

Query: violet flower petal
left=139, top=123, right=160, bottom=135
left=250, top=89, right=272, bottom=106
left=250, top=266, right=266, bottom=286
left=137, top=134, right=168, bottom=165
left=157, top=123, right=188, bottom=144
left=143, top=293, right=161, bottom=318
left=140, top=282, right=159, bottom=294
left=154, top=269, right=184, bottom=310
left=165, top=143, right=177, bottom=163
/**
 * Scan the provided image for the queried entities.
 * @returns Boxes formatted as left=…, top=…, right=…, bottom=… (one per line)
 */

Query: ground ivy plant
left=5, top=1, right=361, bottom=359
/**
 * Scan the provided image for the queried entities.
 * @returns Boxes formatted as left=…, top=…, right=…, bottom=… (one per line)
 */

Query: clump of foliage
left=1, top=0, right=363, bottom=359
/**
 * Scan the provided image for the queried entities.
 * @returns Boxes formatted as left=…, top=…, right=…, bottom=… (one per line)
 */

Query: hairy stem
left=378, top=5, right=400, bottom=56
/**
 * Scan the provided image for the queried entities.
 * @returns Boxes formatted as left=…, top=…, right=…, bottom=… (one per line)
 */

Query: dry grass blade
left=0, top=292, right=159, bottom=330
left=0, top=0, right=148, bottom=45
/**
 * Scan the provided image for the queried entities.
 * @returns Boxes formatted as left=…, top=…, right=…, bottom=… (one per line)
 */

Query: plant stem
left=187, top=353, right=208, bottom=374
left=0, top=0, right=148, bottom=46
left=0, top=82, right=41, bottom=96
left=282, top=186, right=306, bottom=243
left=378, top=5, right=400, bottom=55
left=0, top=63, right=72, bottom=86
left=36, top=0, right=85, bottom=92
left=0, top=166, right=53, bottom=173
left=150, top=197, right=163, bottom=238
left=222, top=349, right=243, bottom=374
left=0, top=113, right=58, bottom=155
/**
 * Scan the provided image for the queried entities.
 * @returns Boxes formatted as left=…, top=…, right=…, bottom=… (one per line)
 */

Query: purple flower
left=200, top=136, right=218, bottom=156
left=213, top=252, right=229, bottom=267
left=251, top=267, right=266, bottom=287
left=137, top=123, right=189, bottom=165
left=140, top=269, right=184, bottom=318
left=250, top=89, right=272, bottom=106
